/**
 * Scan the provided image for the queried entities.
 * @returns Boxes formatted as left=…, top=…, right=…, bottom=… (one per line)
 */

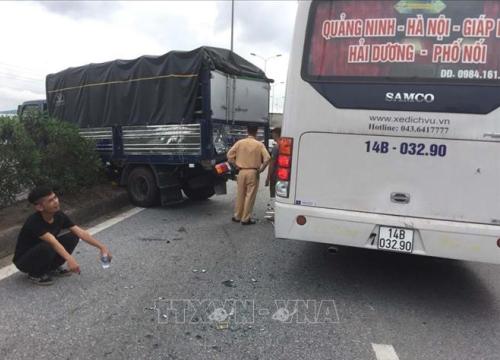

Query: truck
left=17, top=99, right=47, bottom=119
left=46, top=46, right=271, bottom=207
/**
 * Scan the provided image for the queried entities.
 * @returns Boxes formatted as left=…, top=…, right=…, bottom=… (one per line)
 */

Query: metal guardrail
left=122, top=124, right=201, bottom=155
left=81, top=124, right=263, bottom=157
left=79, top=128, right=113, bottom=139
left=80, top=124, right=202, bottom=155
left=79, top=128, right=113, bottom=152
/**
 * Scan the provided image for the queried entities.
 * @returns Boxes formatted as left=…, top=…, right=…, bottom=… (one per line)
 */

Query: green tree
left=0, top=112, right=105, bottom=207
left=21, top=112, right=104, bottom=192
left=0, top=116, right=40, bottom=206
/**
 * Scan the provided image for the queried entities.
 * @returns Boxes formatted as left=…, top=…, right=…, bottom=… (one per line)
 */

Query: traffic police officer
left=227, top=125, right=271, bottom=225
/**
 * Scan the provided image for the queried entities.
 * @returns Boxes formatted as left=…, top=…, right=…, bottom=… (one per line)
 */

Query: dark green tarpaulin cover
left=46, top=46, right=268, bottom=128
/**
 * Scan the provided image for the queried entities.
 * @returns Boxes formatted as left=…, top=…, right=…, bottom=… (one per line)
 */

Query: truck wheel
left=127, top=167, right=159, bottom=207
left=183, top=185, right=215, bottom=201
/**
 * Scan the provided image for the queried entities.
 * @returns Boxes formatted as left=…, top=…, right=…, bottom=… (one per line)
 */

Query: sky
left=0, top=0, right=298, bottom=112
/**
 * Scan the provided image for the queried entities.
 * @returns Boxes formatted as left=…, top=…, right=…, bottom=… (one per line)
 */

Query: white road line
left=0, top=264, right=18, bottom=281
left=0, top=207, right=145, bottom=282
left=87, top=207, right=144, bottom=235
left=372, top=344, right=400, bottom=360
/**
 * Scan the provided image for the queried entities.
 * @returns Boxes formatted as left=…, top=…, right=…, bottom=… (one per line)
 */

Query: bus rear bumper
left=275, top=202, right=500, bottom=264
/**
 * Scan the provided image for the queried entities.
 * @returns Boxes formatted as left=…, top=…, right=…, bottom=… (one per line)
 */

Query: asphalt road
left=1, top=181, right=499, bottom=360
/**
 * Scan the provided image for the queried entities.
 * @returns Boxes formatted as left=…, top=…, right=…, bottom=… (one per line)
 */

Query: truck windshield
left=302, top=0, right=500, bottom=84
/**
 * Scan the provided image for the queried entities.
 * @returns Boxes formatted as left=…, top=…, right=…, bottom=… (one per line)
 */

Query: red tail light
left=279, top=137, right=293, bottom=156
left=214, top=161, right=231, bottom=175
left=277, top=168, right=290, bottom=181
left=276, top=137, right=293, bottom=197
left=277, top=155, right=291, bottom=168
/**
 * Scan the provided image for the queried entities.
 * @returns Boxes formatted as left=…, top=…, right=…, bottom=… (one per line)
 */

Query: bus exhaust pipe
left=265, top=202, right=275, bottom=222
left=265, top=209, right=275, bottom=221
left=327, top=246, right=339, bottom=254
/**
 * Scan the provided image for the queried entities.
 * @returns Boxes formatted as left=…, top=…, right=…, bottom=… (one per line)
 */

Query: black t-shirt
left=13, top=211, right=75, bottom=262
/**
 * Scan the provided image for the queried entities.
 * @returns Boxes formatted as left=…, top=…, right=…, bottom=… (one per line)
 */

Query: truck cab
left=17, top=99, right=47, bottom=119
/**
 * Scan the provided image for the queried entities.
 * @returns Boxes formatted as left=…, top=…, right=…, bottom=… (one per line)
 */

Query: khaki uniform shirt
left=227, top=136, right=271, bottom=169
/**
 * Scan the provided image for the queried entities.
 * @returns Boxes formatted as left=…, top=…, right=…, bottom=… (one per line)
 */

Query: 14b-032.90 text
left=365, top=141, right=447, bottom=157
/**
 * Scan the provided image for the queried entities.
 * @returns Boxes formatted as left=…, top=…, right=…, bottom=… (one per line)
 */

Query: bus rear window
left=302, top=0, right=500, bottom=84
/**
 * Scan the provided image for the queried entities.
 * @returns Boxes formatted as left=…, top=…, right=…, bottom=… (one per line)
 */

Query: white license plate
left=377, top=226, right=414, bottom=253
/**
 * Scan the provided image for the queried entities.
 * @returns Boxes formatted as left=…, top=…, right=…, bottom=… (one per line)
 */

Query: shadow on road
left=281, top=240, right=498, bottom=319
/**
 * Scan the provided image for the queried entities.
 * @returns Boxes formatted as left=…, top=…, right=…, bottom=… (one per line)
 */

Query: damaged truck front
left=46, top=47, right=271, bottom=207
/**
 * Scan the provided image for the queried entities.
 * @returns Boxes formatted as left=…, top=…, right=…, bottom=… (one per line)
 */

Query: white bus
left=275, top=0, right=500, bottom=264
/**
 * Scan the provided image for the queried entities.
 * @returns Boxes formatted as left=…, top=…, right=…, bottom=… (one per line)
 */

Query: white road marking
left=372, top=344, right=400, bottom=360
left=87, top=207, right=144, bottom=236
left=0, top=264, right=18, bottom=281
left=0, top=207, right=145, bottom=282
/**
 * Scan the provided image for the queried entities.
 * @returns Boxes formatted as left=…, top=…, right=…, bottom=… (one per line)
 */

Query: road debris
left=222, top=280, right=236, bottom=288
left=272, top=307, right=298, bottom=322
left=215, top=321, right=229, bottom=330
left=209, top=308, right=229, bottom=322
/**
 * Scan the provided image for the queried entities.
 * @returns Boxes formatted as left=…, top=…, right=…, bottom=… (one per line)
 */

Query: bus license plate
left=377, top=226, right=414, bottom=253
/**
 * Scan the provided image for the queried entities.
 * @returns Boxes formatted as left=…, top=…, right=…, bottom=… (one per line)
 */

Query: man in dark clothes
left=13, top=186, right=112, bottom=286
left=265, top=127, right=282, bottom=198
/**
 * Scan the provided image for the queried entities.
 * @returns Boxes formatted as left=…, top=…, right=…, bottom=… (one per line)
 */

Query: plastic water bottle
left=101, top=254, right=111, bottom=269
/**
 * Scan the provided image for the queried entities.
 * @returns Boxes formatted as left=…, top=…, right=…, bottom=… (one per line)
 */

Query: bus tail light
left=277, top=168, right=290, bottom=181
left=276, top=137, right=293, bottom=198
left=277, top=155, right=291, bottom=168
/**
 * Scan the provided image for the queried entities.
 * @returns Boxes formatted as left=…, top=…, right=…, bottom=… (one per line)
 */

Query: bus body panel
left=295, top=132, right=500, bottom=225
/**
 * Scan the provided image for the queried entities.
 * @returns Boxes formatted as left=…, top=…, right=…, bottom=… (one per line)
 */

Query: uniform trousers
left=234, top=169, right=259, bottom=222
